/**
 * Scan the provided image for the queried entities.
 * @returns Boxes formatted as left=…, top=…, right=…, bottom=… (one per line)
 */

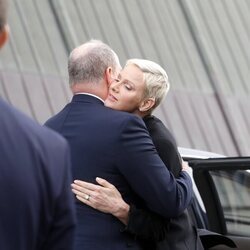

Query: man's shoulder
left=103, top=108, right=148, bottom=131
left=104, top=107, right=141, bottom=121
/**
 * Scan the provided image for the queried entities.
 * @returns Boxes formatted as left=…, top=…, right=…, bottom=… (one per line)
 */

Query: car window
left=209, top=169, right=250, bottom=237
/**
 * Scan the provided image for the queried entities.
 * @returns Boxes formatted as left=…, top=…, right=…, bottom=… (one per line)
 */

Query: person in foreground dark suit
left=71, top=59, right=204, bottom=250
left=0, top=1, right=76, bottom=249
left=45, top=40, right=193, bottom=250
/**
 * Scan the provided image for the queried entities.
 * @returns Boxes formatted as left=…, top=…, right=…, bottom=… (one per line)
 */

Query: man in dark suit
left=45, top=40, right=193, bottom=250
left=0, top=1, right=76, bottom=249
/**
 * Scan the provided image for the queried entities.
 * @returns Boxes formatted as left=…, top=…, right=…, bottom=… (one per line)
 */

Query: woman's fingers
left=71, top=186, right=93, bottom=202
left=71, top=179, right=127, bottom=217
left=71, top=178, right=122, bottom=211
left=75, top=194, right=88, bottom=203
left=96, top=178, right=121, bottom=198
left=96, top=177, right=114, bottom=189
left=71, top=183, right=92, bottom=196
left=73, top=180, right=97, bottom=191
left=71, top=186, right=87, bottom=197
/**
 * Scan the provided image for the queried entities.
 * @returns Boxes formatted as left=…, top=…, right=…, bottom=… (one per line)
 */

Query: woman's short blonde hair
left=125, top=59, right=170, bottom=112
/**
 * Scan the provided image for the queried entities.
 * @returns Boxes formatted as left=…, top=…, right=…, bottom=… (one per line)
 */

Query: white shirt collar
left=75, top=92, right=105, bottom=104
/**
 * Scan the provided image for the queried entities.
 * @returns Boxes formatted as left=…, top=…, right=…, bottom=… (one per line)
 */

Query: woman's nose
left=111, top=82, right=120, bottom=93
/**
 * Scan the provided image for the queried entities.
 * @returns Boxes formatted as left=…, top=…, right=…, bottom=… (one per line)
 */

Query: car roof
left=178, top=147, right=225, bottom=159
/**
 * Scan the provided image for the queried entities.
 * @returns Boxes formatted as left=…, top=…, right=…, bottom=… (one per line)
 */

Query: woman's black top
left=123, top=115, right=202, bottom=250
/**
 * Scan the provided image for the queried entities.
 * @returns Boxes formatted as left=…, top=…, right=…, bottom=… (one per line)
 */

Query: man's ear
left=0, top=25, right=9, bottom=49
left=105, top=67, right=114, bottom=87
left=139, top=98, right=155, bottom=112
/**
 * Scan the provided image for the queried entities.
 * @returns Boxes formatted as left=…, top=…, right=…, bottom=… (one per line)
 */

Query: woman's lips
left=108, top=93, right=118, bottom=102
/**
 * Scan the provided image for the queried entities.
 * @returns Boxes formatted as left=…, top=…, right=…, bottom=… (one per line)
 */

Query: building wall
left=0, top=0, right=249, bottom=156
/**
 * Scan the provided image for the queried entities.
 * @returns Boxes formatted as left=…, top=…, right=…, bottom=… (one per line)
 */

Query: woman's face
left=105, top=64, right=145, bottom=114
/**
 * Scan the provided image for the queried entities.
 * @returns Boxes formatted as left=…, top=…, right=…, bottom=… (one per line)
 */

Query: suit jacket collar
left=71, top=93, right=104, bottom=105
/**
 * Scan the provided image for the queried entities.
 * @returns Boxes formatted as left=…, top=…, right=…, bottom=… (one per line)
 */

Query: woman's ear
left=139, top=98, right=155, bottom=112
left=0, top=25, right=9, bottom=49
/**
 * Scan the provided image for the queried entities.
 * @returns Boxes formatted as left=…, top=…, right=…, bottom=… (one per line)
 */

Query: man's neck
left=74, top=92, right=105, bottom=103
left=71, top=83, right=107, bottom=102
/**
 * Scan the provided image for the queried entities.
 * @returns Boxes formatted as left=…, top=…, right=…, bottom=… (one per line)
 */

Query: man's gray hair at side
left=68, top=40, right=120, bottom=86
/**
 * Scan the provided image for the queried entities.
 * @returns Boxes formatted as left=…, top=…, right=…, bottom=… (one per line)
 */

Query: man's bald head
left=68, top=40, right=121, bottom=86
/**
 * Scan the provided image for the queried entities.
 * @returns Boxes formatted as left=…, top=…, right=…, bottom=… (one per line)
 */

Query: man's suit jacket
left=0, top=99, right=76, bottom=250
left=45, top=94, right=193, bottom=250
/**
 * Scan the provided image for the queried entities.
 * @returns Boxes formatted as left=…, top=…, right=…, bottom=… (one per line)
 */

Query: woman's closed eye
left=123, top=82, right=133, bottom=91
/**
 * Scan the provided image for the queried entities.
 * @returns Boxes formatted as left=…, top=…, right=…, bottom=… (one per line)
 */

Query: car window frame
left=187, top=157, right=250, bottom=236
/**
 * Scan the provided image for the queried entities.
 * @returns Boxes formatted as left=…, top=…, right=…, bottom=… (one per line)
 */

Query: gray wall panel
left=156, top=92, right=195, bottom=149
left=180, top=0, right=250, bottom=155
left=0, top=0, right=71, bottom=123
left=1, top=71, right=34, bottom=118
left=0, top=74, right=6, bottom=99
left=1, top=0, right=249, bottom=155
left=23, top=74, right=52, bottom=121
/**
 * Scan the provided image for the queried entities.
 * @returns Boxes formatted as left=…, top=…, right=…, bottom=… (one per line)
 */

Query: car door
left=188, top=157, right=250, bottom=250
